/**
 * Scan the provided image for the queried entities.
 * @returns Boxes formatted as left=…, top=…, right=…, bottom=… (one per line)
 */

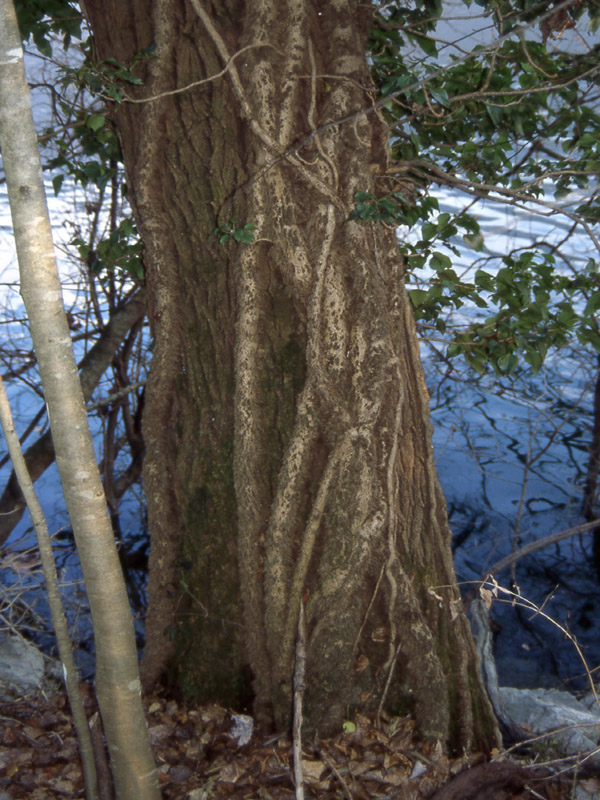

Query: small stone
left=169, top=764, right=193, bottom=783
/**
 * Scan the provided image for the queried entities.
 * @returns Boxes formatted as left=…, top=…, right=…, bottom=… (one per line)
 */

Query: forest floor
left=0, top=686, right=596, bottom=800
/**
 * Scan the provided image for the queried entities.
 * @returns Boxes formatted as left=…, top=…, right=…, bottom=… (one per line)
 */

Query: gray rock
left=579, top=688, right=600, bottom=714
left=500, top=686, right=600, bottom=760
left=574, top=783, right=600, bottom=800
left=0, top=634, right=61, bottom=700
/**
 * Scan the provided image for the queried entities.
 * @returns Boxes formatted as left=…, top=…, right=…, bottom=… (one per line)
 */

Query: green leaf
left=584, top=293, right=600, bottom=316
left=128, top=259, right=145, bottom=279
left=52, top=174, right=64, bottom=195
left=576, top=133, right=597, bottom=150
left=87, top=113, right=105, bottom=132
left=414, top=34, right=438, bottom=58
left=496, top=353, right=518, bottom=374
left=475, top=270, right=494, bottom=291
left=409, top=289, right=429, bottom=308
left=82, top=161, right=103, bottom=180
left=580, top=329, right=600, bottom=351
left=523, top=349, right=543, bottom=373
left=381, top=73, right=413, bottom=97
left=485, top=104, right=502, bottom=128
left=421, top=222, right=437, bottom=241
left=465, top=352, right=487, bottom=375
left=429, top=87, right=449, bottom=107
left=430, top=252, right=452, bottom=271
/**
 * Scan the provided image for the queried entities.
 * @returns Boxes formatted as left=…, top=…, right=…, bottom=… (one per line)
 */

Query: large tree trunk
left=83, top=0, right=498, bottom=751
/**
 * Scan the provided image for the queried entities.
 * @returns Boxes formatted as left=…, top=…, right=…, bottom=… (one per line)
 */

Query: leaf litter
left=0, top=687, right=586, bottom=799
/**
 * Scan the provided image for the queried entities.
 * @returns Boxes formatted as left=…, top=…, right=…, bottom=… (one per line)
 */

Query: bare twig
left=293, top=599, right=306, bottom=800
left=511, top=428, right=535, bottom=585
left=89, top=711, right=115, bottom=800
left=123, top=43, right=279, bottom=104
left=321, top=752, right=353, bottom=800
left=87, top=380, right=146, bottom=412
left=483, top=518, right=600, bottom=579
left=483, top=578, right=599, bottom=707
left=376, top=640, right=402, bottom=728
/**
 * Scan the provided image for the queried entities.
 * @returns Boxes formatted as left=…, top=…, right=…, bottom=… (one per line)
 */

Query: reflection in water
left=430, top=346, right=600, bottom=691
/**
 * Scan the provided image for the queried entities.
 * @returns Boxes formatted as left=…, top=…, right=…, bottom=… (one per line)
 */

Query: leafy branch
left=212, top=219, right=258, bottom=245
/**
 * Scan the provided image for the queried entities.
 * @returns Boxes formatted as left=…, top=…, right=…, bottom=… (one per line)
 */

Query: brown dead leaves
left=0, top=689, right=580, bottom=800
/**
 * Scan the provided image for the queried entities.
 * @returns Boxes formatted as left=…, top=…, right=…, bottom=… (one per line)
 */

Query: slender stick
left=0, top=373, right=99, bottom=800
left=484, top=518, right=600, bottom=578
left=293, top=600, right=306, bottom=800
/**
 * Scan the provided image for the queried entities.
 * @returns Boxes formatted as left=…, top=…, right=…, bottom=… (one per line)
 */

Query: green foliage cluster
left=449, top=254, right=600, bottom=373
left=49, top=106, right=120, bottom=195
left=360, top=0, right=600, bottom=372
left=62, top=45, right=155, bottom=103
left=15, top=5, right=153, bottom=281
left=15, top=0, right=80, bottom=55
left=212, top=219, right=258, bottom=245
left=46, top=42, right=155, bottom=191
left=72, top=218, right=144, bottom=281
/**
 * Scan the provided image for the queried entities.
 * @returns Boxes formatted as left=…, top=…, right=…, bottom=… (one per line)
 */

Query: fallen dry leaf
left=300, top=758, right=326, bottom=783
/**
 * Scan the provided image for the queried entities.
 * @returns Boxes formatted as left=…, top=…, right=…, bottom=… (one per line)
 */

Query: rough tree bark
left=83, top=0, right=499, bottom=751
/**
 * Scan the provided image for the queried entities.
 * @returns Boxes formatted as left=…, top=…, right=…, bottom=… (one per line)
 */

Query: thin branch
left=405, top=160, right=600, bottom=255
left=87, top=380, right=146, bottom=412
left=122, top=43, right=279, bottom=104
left=483, top=518, right=600, bottom=579
left=293, top=600, right=306, bottom=800
left=484, top=578, right=600, bottom=707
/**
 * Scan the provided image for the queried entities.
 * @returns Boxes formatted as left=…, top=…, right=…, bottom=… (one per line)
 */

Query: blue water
left=429, top=346, right=600, bottom=690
